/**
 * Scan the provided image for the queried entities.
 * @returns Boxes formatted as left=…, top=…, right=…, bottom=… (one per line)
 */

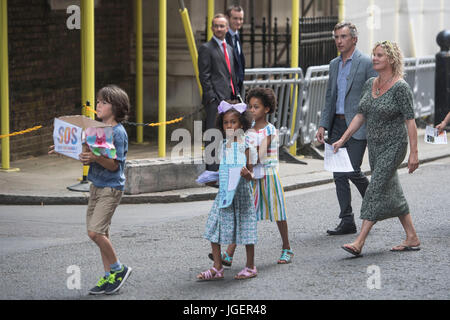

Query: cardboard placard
left=53, top=115, right=112, bottom=160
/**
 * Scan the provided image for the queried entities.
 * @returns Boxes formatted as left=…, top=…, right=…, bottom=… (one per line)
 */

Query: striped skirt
left=252, top=167, right=288, bottom=221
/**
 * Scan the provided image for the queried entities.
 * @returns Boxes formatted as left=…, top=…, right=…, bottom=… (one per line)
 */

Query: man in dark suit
left=225, top=5, right=245, bottom=95
left=316, top=22, right=377, bottom=235
left=198, top=13, right=239, bottom=171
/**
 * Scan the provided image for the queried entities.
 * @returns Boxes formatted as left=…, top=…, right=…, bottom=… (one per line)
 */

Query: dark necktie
left=234, top=34, right=240, bottom=55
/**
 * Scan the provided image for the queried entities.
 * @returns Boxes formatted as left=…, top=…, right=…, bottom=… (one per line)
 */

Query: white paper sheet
left=424, top=125, right=447, bottom=145
left=228, top=167, right=242, bottom=191
left=324, top=143, right=354, bottom=172
left=253, top=164, right=264, bottom=179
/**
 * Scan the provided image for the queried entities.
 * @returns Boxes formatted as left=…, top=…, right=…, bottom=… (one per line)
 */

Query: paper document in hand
left=424, top=125, right=447, bottom=144
left=324, top=143, right=354, bottom=172
left=227, top=167, right=242, bottom=191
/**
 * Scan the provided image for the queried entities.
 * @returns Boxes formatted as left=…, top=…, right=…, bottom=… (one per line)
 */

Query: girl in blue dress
left=197, top=100, right=258, bottom=281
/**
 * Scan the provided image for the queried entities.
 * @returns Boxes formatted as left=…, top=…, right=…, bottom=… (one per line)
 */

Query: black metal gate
left=201, top=16, right=338, bottom=70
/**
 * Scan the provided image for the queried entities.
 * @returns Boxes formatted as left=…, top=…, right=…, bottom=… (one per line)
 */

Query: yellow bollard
left=0, top=0, right=18, bottom=172
left=158, top=0, right=167, bottom=158
left=68, top=0, right=95, bottom=191
left=135, top=0, right=144, bottom=143
left=288, top=0, right=300, bottom=156
left=338, top=0, right=345, bottom=22
left=1, top=0, right=10, bottom=170
left=179, top=6, right=202, bottom=97
left=83, top=0, right=95, bottom=188
left=81, top=0, right=95, bottom=120
left=337, top=0, right=345, bottom=57
left=207, top=0, right=214, bottom=41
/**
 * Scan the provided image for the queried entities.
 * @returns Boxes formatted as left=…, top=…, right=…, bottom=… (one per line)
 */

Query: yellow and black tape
left=0, top=104, right=204, bottom=139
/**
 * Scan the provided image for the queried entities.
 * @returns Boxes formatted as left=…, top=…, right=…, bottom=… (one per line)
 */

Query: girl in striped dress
left=209, top=88, right=294, bottom=266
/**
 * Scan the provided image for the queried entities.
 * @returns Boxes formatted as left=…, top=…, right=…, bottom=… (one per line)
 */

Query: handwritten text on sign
left=53, top=118, right=83, bottom=160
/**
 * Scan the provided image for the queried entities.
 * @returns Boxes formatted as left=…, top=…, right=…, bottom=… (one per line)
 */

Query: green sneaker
left=104, top=265, right=132, bottom=295
left=88, top=276, right=109, bottom=295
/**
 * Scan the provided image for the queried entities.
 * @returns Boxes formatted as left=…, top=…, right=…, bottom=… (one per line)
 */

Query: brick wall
left=3, top=0, right=133, bottom=161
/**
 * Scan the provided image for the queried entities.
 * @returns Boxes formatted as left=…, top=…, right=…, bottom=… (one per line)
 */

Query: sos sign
left=57, top=126, right=79, bottom=145
left=53, top=118, right=83, bottom=160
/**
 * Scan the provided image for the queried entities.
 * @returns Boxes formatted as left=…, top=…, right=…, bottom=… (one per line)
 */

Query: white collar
left=213, top=35, right=226, bottom=47
left=228, top=29, right=239, bottom=37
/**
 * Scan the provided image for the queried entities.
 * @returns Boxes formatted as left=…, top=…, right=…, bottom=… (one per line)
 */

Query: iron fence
left=201, top=16, right=338, bottom=70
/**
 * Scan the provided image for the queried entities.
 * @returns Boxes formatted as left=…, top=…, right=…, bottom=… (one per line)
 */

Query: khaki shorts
left=86, top=184, right=123, bottom=235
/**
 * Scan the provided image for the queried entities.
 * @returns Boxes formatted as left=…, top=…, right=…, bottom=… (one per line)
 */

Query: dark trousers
left=204, top=100, right=220, bottom=172
left=329, top=117, right=369, bottom=223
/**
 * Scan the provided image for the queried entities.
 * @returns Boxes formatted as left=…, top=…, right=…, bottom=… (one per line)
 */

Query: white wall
left=344, top=0, right=450, bottom=57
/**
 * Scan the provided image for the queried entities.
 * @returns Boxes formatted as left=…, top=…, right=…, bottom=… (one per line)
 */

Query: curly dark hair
left=245, top=87, right=277, bottom=114
left=215, top=99, right=252, bottom=136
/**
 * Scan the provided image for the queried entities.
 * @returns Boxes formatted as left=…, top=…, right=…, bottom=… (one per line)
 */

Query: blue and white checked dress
left=203, top=139, right=257, bottom=245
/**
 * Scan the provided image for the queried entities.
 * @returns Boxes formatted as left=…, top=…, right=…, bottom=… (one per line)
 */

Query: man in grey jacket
left=316, top=22, right=377, bottom=235
left=198, top=13, right=239, bottom=171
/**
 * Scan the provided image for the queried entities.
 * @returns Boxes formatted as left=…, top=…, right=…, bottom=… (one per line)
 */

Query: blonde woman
left=332, top=41, right=421, bottom=256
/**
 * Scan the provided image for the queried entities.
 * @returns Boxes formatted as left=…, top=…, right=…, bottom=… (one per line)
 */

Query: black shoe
left=88, top=276, right=109, bottom=295
left=327, top=222, right=357, bottom=235
left=105, top=265, right=132, bottom=295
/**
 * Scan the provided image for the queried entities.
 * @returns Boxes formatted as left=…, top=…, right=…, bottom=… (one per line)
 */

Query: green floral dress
left=357, top=78, right=415, bottom=221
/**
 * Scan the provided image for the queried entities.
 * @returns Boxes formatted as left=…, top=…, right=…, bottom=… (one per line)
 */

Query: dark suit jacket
left=226, top=31, right=245, bottom=92
left=198, top=38, right=239, bottom=106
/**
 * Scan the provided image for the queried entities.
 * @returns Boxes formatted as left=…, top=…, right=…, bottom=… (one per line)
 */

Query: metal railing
left=300, top=65, right=330, bottom=145
left=243, top=68, right=305, bottom=147
left=404, top=56, right=435, bottom=118
left=243, top=56, right=436, bottom=148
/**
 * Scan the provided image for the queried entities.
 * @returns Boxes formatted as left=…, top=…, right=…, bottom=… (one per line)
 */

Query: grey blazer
left=198, top=39, right=239, bottom=106
left=319, top=48, right=377, bottom=140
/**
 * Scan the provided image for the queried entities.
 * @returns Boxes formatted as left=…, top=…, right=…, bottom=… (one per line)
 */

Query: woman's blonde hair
left=372, top=40, right=404, bottom=78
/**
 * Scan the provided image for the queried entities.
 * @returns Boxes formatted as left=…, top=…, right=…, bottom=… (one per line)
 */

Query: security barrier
left=404, top=56, right=435, bottom=118
left=1, top=57, right=436, bottom=150
left=299, top=65, right=329, bottom=145
left=243, top=56, right=436, bottom=148
left=243, top=68, right=305, bottom=148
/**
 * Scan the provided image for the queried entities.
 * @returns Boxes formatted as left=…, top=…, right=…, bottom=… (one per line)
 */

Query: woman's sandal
left=278, top=249, right=294, bottom=264
left=390, top=244, right=421, bottom=252
left=234, top=266, right=258, bottom=280
left=196, top=267, right=224, bottom=281
left=208, top=252, right=233, bottom=267
left=341, top=244, right=362, bottom=256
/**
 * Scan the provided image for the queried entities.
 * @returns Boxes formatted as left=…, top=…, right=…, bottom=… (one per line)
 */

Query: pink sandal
left=234, top=266, right=258, bottom=280
left=196, top=267, right=224, bottom=281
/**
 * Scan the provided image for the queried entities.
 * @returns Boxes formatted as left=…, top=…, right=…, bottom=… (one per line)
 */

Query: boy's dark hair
left=215, top=99, right=252, bottom=136
left=246, top=87, right=277, bottom=114
left=97, top=85, right=130, bottom=122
